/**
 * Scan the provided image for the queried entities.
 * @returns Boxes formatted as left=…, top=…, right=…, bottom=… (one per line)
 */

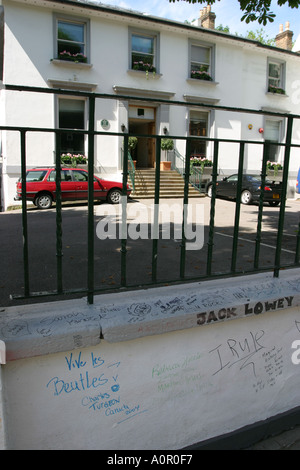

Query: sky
left=93, top=0, right=300, bottom=41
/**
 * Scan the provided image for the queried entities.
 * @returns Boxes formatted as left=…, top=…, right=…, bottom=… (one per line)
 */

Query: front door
left=128, top=105, right=156, bottom=168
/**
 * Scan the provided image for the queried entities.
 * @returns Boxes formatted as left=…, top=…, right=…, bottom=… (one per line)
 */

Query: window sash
left=131, top=34, right=155, bottom=67
left=189, top=111, right=209, bottom=157
left=265, top=119, right=281, bottom=162
left=268, top=61, right=283, bottom=88
left=58, top=98, right=85, bottom=154
left=57, top=19, right=86, bottom=57
left=264, top=120, right=280, bottom=142
left=190, top=44, right=211, bottom=76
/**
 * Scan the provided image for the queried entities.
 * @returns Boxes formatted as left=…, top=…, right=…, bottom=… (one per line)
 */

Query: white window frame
left=189, top=40, right=215, bottom=81
left=56, top=96, right=87, bottom=156
left=263, top=117, right=285, bottom=163
left=188, top=109, right=211, bottom=158
left=267, top=58, right=286, bottom=93
left=53, top=14, right=90, bottom=63
left=129, top=28, right=160, bottom=73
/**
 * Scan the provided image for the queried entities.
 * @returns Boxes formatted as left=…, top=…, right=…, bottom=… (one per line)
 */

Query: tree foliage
left=245, top=28, right=275, bottom=45
left=169, top=0, right=300, bottom=25
left=216, top=25, right=276, bottom=45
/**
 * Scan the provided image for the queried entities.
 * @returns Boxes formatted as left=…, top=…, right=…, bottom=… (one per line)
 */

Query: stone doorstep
left=0, top=268, right=299, bottom=362
left=132, top=170, right=202, bottom=197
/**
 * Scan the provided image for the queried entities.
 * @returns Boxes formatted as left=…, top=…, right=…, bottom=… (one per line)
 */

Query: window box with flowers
left=58, top=51, right=87, bottom=63
left=268, top=85, right=286, bottom=95
left=51, top=52, right=92, bottom=69
left=61, top=153, right=88, bottom=168
left=132, top=61, right=156, bottom=78
left=266, top=161, right=283, bottom=178
left=190, top=157, right=213, bottom=174
left=191, top=69, right=213, bottom=82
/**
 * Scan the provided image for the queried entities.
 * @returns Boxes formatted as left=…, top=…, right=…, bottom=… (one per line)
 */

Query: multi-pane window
left=130, top=30, right=159, bottom=73
left=59, top=99, right=85, bottom=154
left=189, top=111, right=209, bottom=157
left=190, top=43, right=214, bottom=81
left=132, top=34, right=154, bottom=64
left=264, top=120, right=281, bottom=162
left=268, top=60, right=285, bottom=94
left=55, top=17, right=88, bottom=63
left=191, top=45, right=210, bottom=72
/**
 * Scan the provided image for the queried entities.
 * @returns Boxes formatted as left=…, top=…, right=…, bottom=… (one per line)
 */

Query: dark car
left=15, top=167, right=132, bottom=209
left=206, top=174, right=282, bottom=206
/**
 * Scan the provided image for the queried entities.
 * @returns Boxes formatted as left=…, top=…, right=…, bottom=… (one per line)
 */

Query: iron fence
left=1, top=84, right=300, bottom=304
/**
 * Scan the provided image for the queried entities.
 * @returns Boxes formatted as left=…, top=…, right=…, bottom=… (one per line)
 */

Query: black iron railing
left=1, top=84, right=300, bottom=304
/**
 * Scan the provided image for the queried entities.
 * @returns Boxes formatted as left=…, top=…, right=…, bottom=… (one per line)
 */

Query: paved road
left=0, top=197, right=299, bottom=307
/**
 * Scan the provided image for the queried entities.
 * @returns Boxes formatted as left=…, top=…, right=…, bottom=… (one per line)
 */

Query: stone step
left=131, top=169, right=203, bottom=199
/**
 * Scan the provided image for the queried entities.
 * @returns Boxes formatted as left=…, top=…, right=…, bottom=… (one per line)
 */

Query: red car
left=15, top=167, right=132, bottom=209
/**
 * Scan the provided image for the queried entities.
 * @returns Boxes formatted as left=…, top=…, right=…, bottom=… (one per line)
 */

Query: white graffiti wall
left=2, top=304, right=300, bottom=450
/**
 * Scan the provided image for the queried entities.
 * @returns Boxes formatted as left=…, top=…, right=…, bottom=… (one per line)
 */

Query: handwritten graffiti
left=45, top=349, right=147, bottom=424
left=209, top=330, right=266, bottom=377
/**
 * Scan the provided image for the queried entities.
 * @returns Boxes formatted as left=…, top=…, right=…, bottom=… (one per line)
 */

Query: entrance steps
left=131, top=169, right=204, bottom=199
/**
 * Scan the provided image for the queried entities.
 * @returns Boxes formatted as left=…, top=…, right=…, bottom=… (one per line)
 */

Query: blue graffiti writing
left=91, top=352, right=105, bottom=368
left=65, top=351, right=87, bottom=371
left=82, top=392, right=111, bottom=407
left=45, top=350, right=148, bottom=424
left=46, top=371, right=108, bottom=396
left=105, top=403, right=130, bottom=416
left=65, top=351, right=105, bottom=371
left=88, top=396, right=121, bottom=412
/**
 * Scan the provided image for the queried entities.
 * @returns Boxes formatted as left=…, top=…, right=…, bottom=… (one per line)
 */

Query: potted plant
left=128, top=137, right=138, bottom=168
left=160, top=139, right=174, bottom=170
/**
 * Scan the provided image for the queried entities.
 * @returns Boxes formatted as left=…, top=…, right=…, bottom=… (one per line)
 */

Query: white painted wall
left=1, top=0, right=300, bottom=209
left=1, top=269, right=300, bottom=449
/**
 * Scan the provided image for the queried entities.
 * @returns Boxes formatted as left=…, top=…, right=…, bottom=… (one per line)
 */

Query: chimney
left=275, top=22, right=293, bottom=50
left=200, top=5, right=216, bottom=30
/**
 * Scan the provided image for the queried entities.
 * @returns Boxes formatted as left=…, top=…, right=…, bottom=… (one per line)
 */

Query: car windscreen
left=26, top=170, right=47, bottom=182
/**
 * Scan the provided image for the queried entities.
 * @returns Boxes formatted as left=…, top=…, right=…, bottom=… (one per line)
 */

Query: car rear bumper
left=252, top=192, right=281, bottom=202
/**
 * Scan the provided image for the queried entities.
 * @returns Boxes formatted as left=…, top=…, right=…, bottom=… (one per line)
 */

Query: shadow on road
left=0, top=198, right=298, bottom=308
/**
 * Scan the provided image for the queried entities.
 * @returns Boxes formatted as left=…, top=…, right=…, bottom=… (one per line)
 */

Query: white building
left=0, top=0, right=300, bottom=209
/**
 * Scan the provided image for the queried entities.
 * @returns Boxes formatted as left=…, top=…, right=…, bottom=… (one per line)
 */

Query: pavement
left=246, top=425, right=300, bottom=450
